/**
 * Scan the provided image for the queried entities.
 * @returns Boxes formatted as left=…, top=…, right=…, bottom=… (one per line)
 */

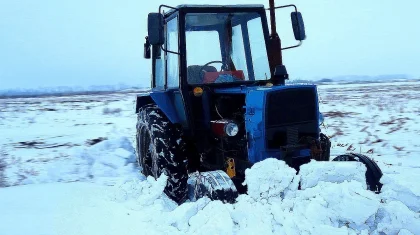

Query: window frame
left=152, top=14, right=181, bottom=90
left=152, top=44, right=165, bottom=90
left=181, top=10, right=270, bottom=86
left=152, top=7, right=271, bottom=90
left=166, top=16, right=180, bottom=89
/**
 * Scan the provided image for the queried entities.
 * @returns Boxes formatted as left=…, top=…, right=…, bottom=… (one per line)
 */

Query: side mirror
left=148, top=13, right=164, bottom=45
left=144, top=37, right=151, bottom=59
left=291, top=12, right=306, bottom=41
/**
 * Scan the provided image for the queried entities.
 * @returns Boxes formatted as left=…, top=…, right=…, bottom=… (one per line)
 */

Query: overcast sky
left=0, top=0, right=419, bottom=89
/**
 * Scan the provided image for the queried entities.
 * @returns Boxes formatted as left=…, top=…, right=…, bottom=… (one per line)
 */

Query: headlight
left=211, top=120, right=239, bottom=137
left=225, top=122, right=239, bottom=137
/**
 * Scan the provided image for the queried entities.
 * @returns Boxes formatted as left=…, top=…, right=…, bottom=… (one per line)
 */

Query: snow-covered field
left=0, top=81, right=419, bottom=235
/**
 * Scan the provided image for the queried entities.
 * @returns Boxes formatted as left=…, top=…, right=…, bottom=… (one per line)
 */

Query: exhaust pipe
left=268, top=0, right=283, bottom=75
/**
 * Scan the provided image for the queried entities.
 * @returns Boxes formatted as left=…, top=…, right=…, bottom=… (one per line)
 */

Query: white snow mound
left=104, top=158, right=387, bottom=234
left=374, top=201, right=420, bottom=235
left=380, top=168, right=420, bottom=213
left=299, top=160, right=367, bottom=189
left=3, top=150, right=420, bottom=235
left=244, top=158, right=299, bottom=201
left=39, top=136, right=138, bottom=185
left=279, top=180, right=380, bottom=232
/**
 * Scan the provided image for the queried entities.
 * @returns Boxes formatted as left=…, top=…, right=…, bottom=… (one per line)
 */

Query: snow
left=380, top=169, right=420, bottom=213
left=375, top=201, right=420, bottom=235
left=0, top=85, right=146, bottom=97
left=299, top=160, right=367, bottom=189
left=244, top=158, right=299, bottom=201
left=0, top=156, right=419, bottom=235
left=1, top=82, right=420, bottom=234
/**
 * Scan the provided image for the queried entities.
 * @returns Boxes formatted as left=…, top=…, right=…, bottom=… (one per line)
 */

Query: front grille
left=266, top=88, right=317, bottom=128
left=286, top=126, right=299, bottom=145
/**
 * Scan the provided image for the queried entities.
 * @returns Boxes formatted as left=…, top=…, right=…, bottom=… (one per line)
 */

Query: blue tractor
left=136, top=1, right=382, bottom=204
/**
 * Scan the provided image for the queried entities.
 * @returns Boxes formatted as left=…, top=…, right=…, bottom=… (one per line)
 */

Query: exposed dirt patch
left=324, top=111, right=359, bottom=118
left=13, top=141, right=78, bottom=149
left=40, top=108, right=57, bottom=112
left=86, top=137, right=108, bottom=146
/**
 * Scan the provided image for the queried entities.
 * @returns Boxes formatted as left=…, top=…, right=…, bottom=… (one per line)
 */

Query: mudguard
left=135, top=94, right=154, bottom=113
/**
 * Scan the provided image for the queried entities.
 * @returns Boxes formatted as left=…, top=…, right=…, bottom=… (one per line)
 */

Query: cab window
left=166, top=17, right=179, bottom=88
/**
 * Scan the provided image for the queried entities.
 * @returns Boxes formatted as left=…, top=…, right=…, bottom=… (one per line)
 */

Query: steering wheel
left=199, top=61, right=224, bottom=74
left=194, top=61, right=223, bottom=83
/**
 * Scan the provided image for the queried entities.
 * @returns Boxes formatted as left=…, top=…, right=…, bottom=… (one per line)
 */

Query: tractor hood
left=214, top=84, right=320, bottom=163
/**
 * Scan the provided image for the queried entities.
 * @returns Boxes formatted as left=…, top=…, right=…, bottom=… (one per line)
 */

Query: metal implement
left=187, top=171, right=238, bottom=203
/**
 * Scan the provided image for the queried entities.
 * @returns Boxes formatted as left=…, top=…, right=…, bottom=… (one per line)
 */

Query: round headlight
left=224, top=122, right=239, bottom=137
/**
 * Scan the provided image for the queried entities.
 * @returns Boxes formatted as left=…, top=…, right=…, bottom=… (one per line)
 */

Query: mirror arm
left=161, top=45, right=181, bottom=55
left=281, top=40, right=302, bottom=50
left=266, top=4, right=304, bottom=50
left=159, top=5, right=179, bottom=14
left=266, top=4, right=298, bottom=13
left=156, top=5, right=180, bottom=55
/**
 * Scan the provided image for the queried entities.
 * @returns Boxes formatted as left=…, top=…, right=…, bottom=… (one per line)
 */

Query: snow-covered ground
left=0, top=81, right=419, bottom=234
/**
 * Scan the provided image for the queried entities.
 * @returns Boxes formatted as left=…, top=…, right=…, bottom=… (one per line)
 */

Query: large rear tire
left=136, top=105, right=188, bottom=204
left=332, top=153, right=383, bottom=193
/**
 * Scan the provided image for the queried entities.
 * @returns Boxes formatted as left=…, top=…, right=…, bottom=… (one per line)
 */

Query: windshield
left=185, top=12, right=271, bottom=85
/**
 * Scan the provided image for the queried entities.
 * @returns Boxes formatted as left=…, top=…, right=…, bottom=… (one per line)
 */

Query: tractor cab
left=145, top=5, right=305, bottom=88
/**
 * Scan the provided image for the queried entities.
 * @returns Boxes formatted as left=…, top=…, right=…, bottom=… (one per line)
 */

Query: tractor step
left=187, top=170, right=238, bottom=203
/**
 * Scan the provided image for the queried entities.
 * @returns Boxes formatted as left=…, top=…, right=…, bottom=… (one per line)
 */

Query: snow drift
left=4, top=136, right=138, bottom=186
left=109, top=150, right=420, bottom=235
left=1, top=136, right=419, bottom=234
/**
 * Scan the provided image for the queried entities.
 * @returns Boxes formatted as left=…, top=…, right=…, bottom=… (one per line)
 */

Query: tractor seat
left=187, top=65, right=217, bottom=84
left=203, top=71, right=245, bottom=83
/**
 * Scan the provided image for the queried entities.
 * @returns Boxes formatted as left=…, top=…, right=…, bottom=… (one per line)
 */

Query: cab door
left=151, top=15, right=189, bottom=128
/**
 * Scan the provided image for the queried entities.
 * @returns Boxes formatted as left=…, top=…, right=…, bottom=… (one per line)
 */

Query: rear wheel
left=136, top=105, right=188, bottom=204
left=332, top=153, right=383, bottom=193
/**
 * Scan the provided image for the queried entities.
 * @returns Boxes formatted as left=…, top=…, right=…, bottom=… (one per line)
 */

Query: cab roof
left=175, top=4, right=265, bottom=9
left=164, top=4, right=265, bottom=16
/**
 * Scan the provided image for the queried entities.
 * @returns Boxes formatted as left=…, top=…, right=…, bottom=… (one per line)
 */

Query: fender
left=135, top=94, right=154, bottom=113
left=136, top=91, right=187, bottom=126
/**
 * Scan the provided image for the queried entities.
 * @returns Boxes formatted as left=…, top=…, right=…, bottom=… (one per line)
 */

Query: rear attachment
left=332, top=153, right=383, bottom=193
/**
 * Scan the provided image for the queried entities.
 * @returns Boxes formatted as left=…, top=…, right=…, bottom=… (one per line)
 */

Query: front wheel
left=136, top=105, right=188, bottom=204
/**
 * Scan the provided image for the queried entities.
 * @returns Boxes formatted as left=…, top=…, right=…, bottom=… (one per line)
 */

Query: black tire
left=332, top=153, right=383, bottom=193
left=136, top=105, right=188, bottom=204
